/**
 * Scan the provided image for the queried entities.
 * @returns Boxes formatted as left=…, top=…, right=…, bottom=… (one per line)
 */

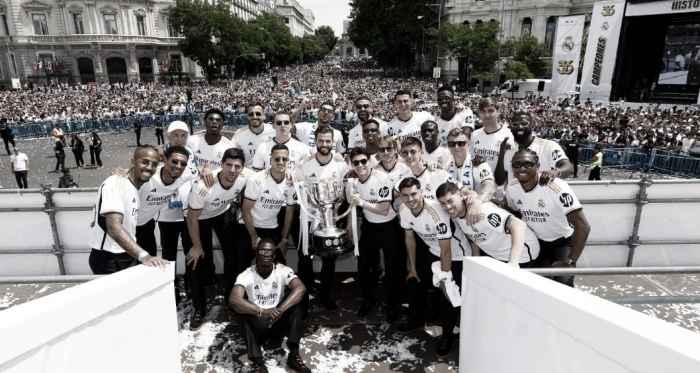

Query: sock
left=251, top=357, right=263, bottom=366
left=287, top=342, right=299, bottom=357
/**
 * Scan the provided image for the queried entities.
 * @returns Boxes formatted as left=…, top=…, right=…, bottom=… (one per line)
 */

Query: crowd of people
left=86, top=83, right=598, bottom=372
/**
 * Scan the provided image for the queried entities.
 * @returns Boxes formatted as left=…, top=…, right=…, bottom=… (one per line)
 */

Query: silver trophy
left=295, top=178, right=354, bottom=257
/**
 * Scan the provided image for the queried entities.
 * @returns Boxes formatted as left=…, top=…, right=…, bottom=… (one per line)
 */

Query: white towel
left=348, top=178, right=360, bottom=257
left=431, top=261, right=461, bottom=308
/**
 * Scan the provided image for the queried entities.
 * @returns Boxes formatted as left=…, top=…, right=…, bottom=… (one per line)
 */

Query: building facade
left=275, top=0, right=314, bottom=38
left=0, top=0, right=276, bottom=88
left=337, top=20, right=366, bottom=59
left=440, top=0, right=599, bottom=81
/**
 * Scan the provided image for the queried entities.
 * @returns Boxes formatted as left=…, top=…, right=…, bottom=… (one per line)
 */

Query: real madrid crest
left=425, top=223, right=431, bottom=232
left=426, top=184, right=431, bottom=192
left=601, top=22, right=609, bottom=31
left=217, top=151, right=223, bottom=159
left=272, top=281, right=278, bottom=289
left=370, top=188, right=375, bottom=196
left=562, top=36, right=575, bottom=52
left=538, top=199, right=545, bottom=208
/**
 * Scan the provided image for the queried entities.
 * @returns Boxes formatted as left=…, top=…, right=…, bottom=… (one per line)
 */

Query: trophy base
left=311, top=230, right=354, bottom=257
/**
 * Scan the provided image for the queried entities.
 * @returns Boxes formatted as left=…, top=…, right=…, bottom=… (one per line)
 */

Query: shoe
left=286, top=354, right=312, bottom=373
left=386, top=307, right=399, bottom=324
left=356, top=300, right=375, bottom=317
left=436, top=335, right=455, bottom=359
left=321, top=297, right=338, bottom=313
left=190, top=310, right=205, bottom=331
left=253, top=362, right=269, bottom=373
left=396, top=322, right=425, bottom=335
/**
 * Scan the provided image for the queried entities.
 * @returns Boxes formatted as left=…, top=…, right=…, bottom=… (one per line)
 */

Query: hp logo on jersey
left=560, top=193, right=574, bottom=208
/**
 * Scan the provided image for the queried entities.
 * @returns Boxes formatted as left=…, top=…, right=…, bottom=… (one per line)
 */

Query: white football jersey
left=394, top=168, right=457, bottom=201
left=435, top=108, right=474, bottom=143
left=502, top=137, right=569, bottom=184
left=347, top=170, right=396, bottom=223
left=470, top=125, right=513, bottom=173
left=446, top=157, right=494, bottom=193
left=232, top=124, right=276, bottom=168
left=422, top=146, right=452, bottom=170
left=453, top=202, right=540, bottom=263
left=347, top=118, right=388, bottom=149
left=252, top=137, right=311, bottom=171
left=89, top=176, right=140, bottom=254
left=244, top=170, right=296, bottom=229
left=187, top=168, right=254, bottom=220
left=294, top=155, right=349, bottom=182
left=387, top=111, right=434, bottom=144
left=188, top=134, right=235, bottom=168
left=158, top=182, right=192, bottom=222
left=505, top=176, right=583, bottom=242
left=235, top=264, right=298, bottom=309
left=399, top=198, right=468, bottom=260
left=295, top=122, right=346, bottom=154
left=137, top=166, right=196, bottom=225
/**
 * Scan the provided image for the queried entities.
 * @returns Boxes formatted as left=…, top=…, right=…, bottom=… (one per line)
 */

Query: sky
left=300, top=0, right=351, bottom=37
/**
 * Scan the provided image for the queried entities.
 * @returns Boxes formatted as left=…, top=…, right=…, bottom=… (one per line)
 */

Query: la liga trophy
left=295, top=178, right=354, bottom=257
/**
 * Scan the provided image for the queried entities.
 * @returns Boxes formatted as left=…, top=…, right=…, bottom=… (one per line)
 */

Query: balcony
left=21, top=34, right=183, bottom=45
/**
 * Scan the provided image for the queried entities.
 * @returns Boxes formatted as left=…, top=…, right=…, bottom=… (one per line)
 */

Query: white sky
left=300, top=0, right=351, bottom=37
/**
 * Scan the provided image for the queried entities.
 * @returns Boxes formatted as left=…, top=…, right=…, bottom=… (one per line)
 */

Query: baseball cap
left=167, top=121, right=188, bottom=134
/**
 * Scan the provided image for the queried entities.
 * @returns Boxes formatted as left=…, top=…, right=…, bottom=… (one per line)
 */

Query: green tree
left=503, top=60, right=533, bottom=82
left=170, top=0, right=248, bottom=81
left=502, top=35, right=550, bottom=77
left=315, top=25, right=338, bottom=53
left=348, top=0, right=432, bottom=70
left=248, top=12, right=302, bottom=67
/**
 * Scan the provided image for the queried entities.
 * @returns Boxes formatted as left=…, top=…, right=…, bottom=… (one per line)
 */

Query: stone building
left=275, top=0, right=314, bottom=38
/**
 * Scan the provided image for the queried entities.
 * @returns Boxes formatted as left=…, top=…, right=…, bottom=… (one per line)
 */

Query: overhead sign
left=627, top=0, right=700, bottom=16
left=433, top=67, right=441, bottom=79
left=11, top=78, right=21, bottom=90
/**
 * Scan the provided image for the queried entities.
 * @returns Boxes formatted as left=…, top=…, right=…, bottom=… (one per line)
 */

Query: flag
left=38, top=59, right=43, bottom=70
left=60, top=57, right=65, bottom=70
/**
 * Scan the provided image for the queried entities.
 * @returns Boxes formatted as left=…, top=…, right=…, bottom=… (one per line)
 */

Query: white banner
left=549, top=15, right=586, bottom=100
left=580, top=0, right=626, bottom=103
left=627, top=0, right=700, bottom=17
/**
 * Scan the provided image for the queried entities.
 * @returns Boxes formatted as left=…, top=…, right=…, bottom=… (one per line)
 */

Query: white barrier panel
left=0, top=264, right=180, bottom=373
left=459, top=258, right=700, bottom=372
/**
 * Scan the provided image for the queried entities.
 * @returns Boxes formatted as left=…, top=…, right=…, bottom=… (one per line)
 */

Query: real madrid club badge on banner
left=550, top=15, right=586, bottom=100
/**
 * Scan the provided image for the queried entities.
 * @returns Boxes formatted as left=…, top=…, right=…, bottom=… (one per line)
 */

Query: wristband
left=256, top=307, right=264, bottom=317
left=138, top=251, right=149, bottom=261
left=359, top=200, right=365, bottom=207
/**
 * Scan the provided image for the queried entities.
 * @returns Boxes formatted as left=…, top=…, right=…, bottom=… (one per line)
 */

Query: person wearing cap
left=65, top=174, right=79, bottom=188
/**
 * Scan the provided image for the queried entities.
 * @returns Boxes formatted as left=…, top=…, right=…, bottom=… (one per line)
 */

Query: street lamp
left=417, top=16, right=426, bottom=73
left=426, top=3, right=442, bottom=85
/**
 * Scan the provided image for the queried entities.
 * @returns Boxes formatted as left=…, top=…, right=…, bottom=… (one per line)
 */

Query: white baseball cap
left=167, top=121, right=188, bottom=134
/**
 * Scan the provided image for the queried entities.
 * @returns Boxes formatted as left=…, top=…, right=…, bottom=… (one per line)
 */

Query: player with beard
left=387, top=90, right=434, bottom=147
left=494, top=111, right=572, bottom=186
left=294, top=126, right=349, bottom=316
left=420, top=121, right=452, bottom=170
left=359, top=119, right=382, bottom=167
left=233, top=103, right=275, bottom=168
left=88, top=147, right=169, bottom=274
left=347, top=97, right=388, bottom=151
left=435, top=86, right=474, bottom=142
left=503, top=149, right=591, bottom=287
left=471, top=98, right=513, bottom=197
left=295, top=101, right=346, bottom=154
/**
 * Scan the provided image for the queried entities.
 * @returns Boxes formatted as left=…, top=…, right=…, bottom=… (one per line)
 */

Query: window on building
left=10, top=53, right=18, bottom=76
left=1, top=15, right=9, bottom=36
left=136, top=16, right=146, bottom=36
left=285, top=17, right=289, bottom=24
left=74, top=14, right=84, bottom=34
left=32, top=14, right=48, bottom=35
left=545, top=16, right=557, bottom=53
left=104, top=14, right=118, bottom=35
left=168, top=20, right=179, bottom=37
left=522, top=17, right=532, bottom=36
left=171, top=55, right=182, bottom=72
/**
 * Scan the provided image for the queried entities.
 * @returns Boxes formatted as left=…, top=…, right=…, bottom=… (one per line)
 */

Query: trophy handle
left=294, top=181, right=322, bottom=221
left=336, top=207, right=352, bottom=220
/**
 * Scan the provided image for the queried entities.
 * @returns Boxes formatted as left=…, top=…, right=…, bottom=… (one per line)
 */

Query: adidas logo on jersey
left=410, top=221, right=414, bottom=226
left=264, top=189, right=270, bottom=194
left=254, top=285, right=259, bottom=290
left=310, top=173, right=316, bottom=177
left=475, top=140, right=480, bottom=144
left=248, top=142, right=253, bottom=146
left=214, top=198, right=220, bottom=201
left=517, top=200, right=522, bottom=205
left=132, top=198, right=136, bottom=203
left=196, top=150, right=201, bottom=154
left=151, top=188, right=157, bottom=193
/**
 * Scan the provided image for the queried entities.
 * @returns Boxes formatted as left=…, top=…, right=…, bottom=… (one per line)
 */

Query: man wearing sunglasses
left=233, top=103, right=275, bottom=169
left=239, top=144, right=297, bottom=280
left=392, top=137, right=457, bottom=202
left=503, top=149, right=591, bottom=287
left=189, top=108, right=234, bottom=168
left=295, top=101, right=346, bottom=155
left=88, top=147, right=169, bottom=275
left=346, top=147, right=403, bottom=323
left=186, top=148, right=254, bottom=330
left=347, top=97, right=388, bottom=152
left=494, top=111, right=572, bottom=186
left=435, top=86, right=474, bottom=143
left=387, top=90, right=434, bottom=146
left=230, top=240, right=312, bottom=373
left=252, top=112, right=311, bottom=172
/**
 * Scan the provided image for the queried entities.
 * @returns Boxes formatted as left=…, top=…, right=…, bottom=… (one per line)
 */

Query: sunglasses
left=510, top=121, right=530, bottom=128
left=379, top=147, right=394, bottom=153
left=352, top=159, right=369, bottom=166
left=169, top=159, right=188, bottom=167
left=273, top=157, right=289, bottom=162
left=512, top=161, right=537, bottom=169
left=400, top=149, right=419, bottom=157
left=437, top=97, right=453, bottom=102
left=319, top=108, right=334, bottom=114
left=362, top=128, right=378, bottom=134
left=139, top=159, right=160, bottom=168
left=355, top=104, right=370, bottom=109
left=275, top=120, right=291, bottom=126
left=257, top=248, right=275, bottom=256
left=447, top=141, right=467, bottom=148
left=206, top=117, right=223, bottom=123
left=247, top=112, right=263, bottom=117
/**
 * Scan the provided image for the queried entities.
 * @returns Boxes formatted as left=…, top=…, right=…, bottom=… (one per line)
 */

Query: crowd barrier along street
left=459, top=258, right=700, bottom=373
left=0, top=264, right=180, bottom=373
left=0, top=177, right=699, bottom=276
